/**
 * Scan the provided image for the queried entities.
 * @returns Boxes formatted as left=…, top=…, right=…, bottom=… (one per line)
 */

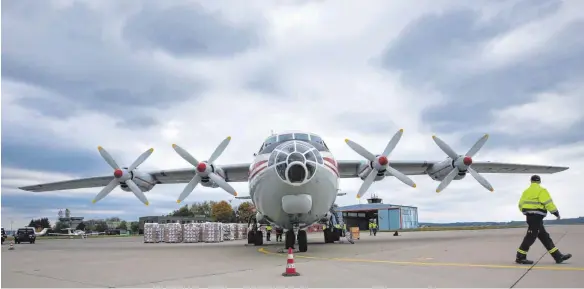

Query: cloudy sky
left=2, top=0, right=583, bottom=229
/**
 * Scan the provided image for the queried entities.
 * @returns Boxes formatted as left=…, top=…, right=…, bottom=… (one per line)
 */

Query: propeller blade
left=208, top=136, right=231, bottom=164
left=431, top=136, right=459, bottom=159
left=345, top=139, right=376, bottom=161
left=385, top=166, right=417, bottom=188
left=128, top=148, right=154, bottom=171
left=176, top=175, right=202, bottom=203
left=92, top=179, right=119, bottom=203
left=381, top=129, right=404, bottom=157
left=97, top=146, right=119, bottom=169
left=468, top=167, right=494, bottom=192
left=125, top=179, right=149, bottom=206
left=356, top=169, right=378, bottom=199
left=436, top=168, right=459, bottom=193
left=208, top=173, right=238, bottom=196
left=172, top=144, right=200, bottom=167
left=465, top=134, right=489, bottom=158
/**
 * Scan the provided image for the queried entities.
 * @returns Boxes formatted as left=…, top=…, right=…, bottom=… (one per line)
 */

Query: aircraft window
left=310, top=134, right=323, bottom=144
left=306, top=162, right=316, bottom=177
left=322, top=141, right=330, bottom=150
left=295, top=142, right=311, bottom=153
left=268, top=151, right=278, bottom=165
left=276, top=152, right=288, bottom=164
left=294, top=133, right=310, bottom=141
left=276, top=163, right=287, bottom=179
left=265, top=136, right=277, bottom=146
left=304, top=150, right=316, bottom=163
left=287, top=152, right=305, bottom=164
left=278, top=134, right=294, bottom=142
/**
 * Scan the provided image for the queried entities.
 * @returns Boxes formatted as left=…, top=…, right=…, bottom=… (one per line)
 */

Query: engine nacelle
left=199, top=165, right=226, bottom=188
left=120, top=170, right=156, bottom=192
left=426, top=159, right=467, bottom=181
left=357, top=162, right=386, bottom=182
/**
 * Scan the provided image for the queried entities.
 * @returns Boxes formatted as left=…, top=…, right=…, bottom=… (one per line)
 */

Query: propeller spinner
left=93, top=146, right=153, bottom=206
left=431, top=134, right=493, bottom=193
left=345, top=129, right=417, bottom=199
left=172, top=136, right=238, bottom=203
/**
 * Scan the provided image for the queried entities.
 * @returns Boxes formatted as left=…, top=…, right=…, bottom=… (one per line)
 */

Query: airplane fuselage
left=248, top=139, right=339, bottom=230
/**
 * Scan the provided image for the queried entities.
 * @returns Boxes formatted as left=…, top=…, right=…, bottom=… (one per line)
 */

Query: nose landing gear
left=285, top=224, right=308, bottom=252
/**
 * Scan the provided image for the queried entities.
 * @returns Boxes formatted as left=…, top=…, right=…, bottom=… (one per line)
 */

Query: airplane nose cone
left=269, top=140, right=321, bottom=185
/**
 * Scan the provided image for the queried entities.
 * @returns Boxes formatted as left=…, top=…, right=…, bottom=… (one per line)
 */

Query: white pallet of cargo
left=164, top=223, right=184, bottom=243
left=156, top=225, right=164, bottom=243
left=222, top=223, right=237, bottom=241
left=183, top=223, right=202, bottom=243
left=236, top=223, right=248, bottom=240
left=202, top=222, right=223, bottom=243
left=143, top=223, right=160, bottom=243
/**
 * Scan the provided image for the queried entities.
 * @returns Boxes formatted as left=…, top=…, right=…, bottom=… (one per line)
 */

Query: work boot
left=516, top=252, right=534, bottom=265
left=551, top=250, right=572, bottom=264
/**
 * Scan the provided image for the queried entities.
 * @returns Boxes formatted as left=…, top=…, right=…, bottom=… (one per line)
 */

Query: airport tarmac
left=2, top=225, right=583, bottom=288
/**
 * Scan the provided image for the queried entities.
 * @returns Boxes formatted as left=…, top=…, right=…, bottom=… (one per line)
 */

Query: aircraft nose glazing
left=268, top=140, right=323, bottom=186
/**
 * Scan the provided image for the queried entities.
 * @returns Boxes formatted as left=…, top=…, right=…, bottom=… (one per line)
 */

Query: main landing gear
left=285, top=226, right=308, bottom=253
left=323, top=226, right=341, bottom=244
left=247, top=215, right=263, bottom=246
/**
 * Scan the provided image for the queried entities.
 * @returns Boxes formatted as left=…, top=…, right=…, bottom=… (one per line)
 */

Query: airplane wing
left=18, top=164, right=252, bottom=192
left=337, top=160, right=569, bottom=178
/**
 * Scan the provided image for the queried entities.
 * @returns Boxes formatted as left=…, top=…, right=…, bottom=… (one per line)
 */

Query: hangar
left=336, top=195, right=419, bottom=231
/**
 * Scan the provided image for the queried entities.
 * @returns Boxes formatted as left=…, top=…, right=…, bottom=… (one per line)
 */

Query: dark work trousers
left=519, top=214, right=556, bottom=253
left=276, top=232, right=282, bottom=242
left=266, top=231, right=271, bottom=241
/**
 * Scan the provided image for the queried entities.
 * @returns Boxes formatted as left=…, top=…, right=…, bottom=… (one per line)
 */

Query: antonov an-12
left=19, top=130, right=568, bottom=252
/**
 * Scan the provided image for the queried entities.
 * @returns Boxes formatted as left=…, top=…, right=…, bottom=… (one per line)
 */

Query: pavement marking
left=257, top=248, right=584, bottom=272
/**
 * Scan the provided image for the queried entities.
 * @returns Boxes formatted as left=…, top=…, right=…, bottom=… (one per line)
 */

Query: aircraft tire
left=298, top=230, right=308, bottom=252
left=247, top=231, right=255, bottom=244
left=323, top=229, right=333, bottom=243
left=254, top=231, right=263, bottom=246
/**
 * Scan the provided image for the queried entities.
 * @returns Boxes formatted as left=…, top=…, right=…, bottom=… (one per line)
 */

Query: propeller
left=345, top=129, right=417, bottom=199
left=93, top=146, right=154, bottom=206
left=431, top=134, right=493, bottom=193
left=172, top=136, right=238, bottom=203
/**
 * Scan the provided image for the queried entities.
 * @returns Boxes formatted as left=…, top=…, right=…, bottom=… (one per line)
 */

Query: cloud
left=2, top=0, right=583, bottom=229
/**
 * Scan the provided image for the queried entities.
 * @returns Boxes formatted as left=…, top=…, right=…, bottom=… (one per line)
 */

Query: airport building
left=336, top=195, right=419, bottom=231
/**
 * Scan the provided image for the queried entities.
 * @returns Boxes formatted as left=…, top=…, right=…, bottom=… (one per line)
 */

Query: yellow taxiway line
left=258, top=248, right=584, bottom=272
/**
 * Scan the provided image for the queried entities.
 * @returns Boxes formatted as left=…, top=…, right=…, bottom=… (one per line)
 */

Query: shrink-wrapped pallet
left=234, top=223, right=248, bottom=240
left=156, top=224, right=164, bottom=243
left=222, top=223, right=237, bottom=241
left=202, top=222, right=223, bottom=243
left=183, top=223, right=202, bottom=243
left=163, top=223, right=184, bottom=243
left=143, top=223, right=160, bottom=243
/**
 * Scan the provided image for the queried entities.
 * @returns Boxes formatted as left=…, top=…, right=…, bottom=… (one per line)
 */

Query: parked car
left=14, top=228, right=36, bottom=244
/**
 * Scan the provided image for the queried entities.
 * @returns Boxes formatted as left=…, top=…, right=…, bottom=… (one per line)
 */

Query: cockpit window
left=294, top=133, right=310, bottom=142
left=310, top=134, right=323, bottom=144
left=265, top=136, right=277, bottom=146
left=278, top=134, right=294, bottom=142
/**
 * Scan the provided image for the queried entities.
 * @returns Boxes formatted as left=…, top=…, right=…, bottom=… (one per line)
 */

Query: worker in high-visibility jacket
left=265, top=225, right=272, bottom=241
left=371, top=222, right=378, bottom=236
left=368, top=222, right=373, bottom=235
left=516, top=175, right=572, bottom=264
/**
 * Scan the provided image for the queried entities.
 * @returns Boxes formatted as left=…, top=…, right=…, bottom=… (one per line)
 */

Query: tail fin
left=35, top=228, right=48, bottom=236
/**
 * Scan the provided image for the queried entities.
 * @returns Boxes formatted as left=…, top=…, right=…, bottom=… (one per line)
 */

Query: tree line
left=168, top=200, right=255, bottom=223
left=27, top=217, right=140, bottom=234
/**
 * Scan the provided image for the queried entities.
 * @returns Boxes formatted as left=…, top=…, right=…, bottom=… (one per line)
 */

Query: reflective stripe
left=517, top=249, right=527, bottom=254
left=542, top=199, right=553, bottom=205
left=522, top=201, right=541, bottom=205
left=549, top=210, right=558, bottom=214
left=523, top=210, right=546, bottom=216
left=549, top=247, right=558, bottom=254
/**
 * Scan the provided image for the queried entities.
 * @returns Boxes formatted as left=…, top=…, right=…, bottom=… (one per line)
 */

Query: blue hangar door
left=377, top=209, right=401, bottom=230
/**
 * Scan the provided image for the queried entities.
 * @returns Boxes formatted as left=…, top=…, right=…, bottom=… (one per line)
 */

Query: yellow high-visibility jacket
left=518, top=183, right=559, bottom=216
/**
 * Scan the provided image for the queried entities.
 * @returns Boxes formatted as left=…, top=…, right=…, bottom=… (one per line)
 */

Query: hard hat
left=531, top=175, right=541, bottom=182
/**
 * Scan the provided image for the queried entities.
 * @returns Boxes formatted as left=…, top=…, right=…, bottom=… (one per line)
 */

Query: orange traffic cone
left=8, top=240, right=14, bottom=250
left=282, top=247, right=300, bottom=276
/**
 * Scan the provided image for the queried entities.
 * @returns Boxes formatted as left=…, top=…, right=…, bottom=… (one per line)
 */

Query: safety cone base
left=282, top=271, right=300, bottom=277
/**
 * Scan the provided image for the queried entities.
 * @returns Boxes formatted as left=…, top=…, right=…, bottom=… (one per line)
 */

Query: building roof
left=336, top=203, right=417, bottom=212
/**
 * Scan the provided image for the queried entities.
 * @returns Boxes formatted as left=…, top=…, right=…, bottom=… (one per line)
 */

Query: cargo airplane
left=19, top=130, right=569, bottom=252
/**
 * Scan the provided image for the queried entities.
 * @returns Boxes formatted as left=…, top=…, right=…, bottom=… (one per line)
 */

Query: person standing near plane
left=516, top=175, right=572, bottom=264
left=265, top=225, right=272, bottom=241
